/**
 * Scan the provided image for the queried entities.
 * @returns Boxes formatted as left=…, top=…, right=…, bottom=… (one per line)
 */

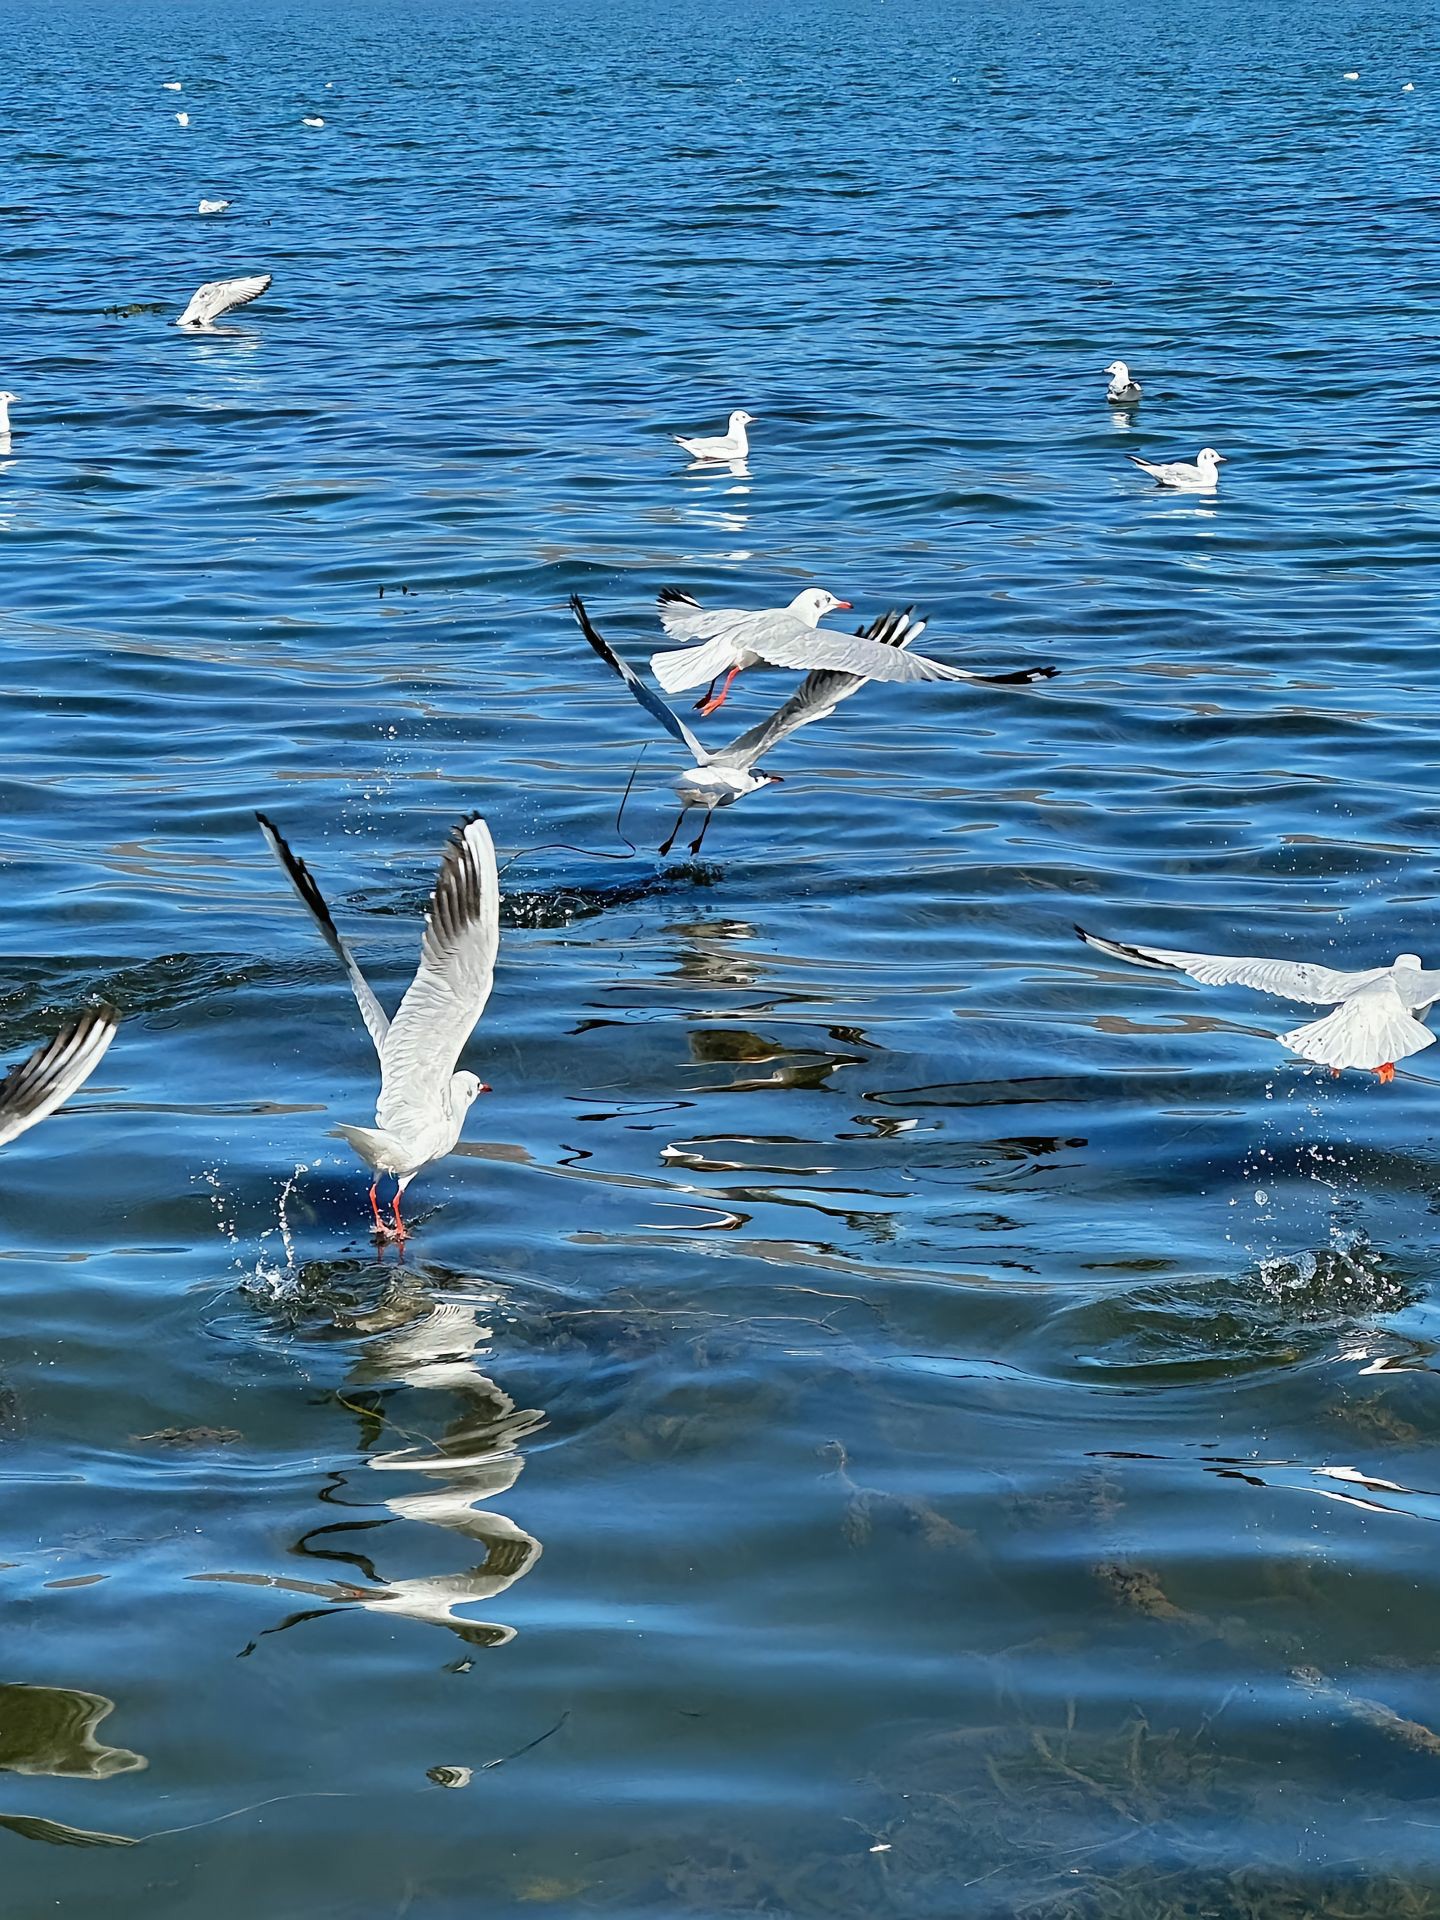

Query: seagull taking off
left=198, top=199, right=231, bottom=214
left=1076, top=927, right=1440, bottom=1081
left=674, top=411, right=753, bottom=462
left=1128, top=447, right=1225, bottom=489
left=652, top=586, right=1054, bottom=715
left=175, top=274, right=272, bottom=329
left=1104, top=360, right=1142, bottom=404
left=256, top=812, right=499, bottom=1239
left=0, top=1007, right=119, bottom=1149
left=574, top=594, right=935, bottom=855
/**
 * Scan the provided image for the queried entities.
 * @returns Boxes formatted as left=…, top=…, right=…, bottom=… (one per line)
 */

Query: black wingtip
left=1074, top=924, right=1091, bottom=943
left=658, top=586, right=700, bottom=608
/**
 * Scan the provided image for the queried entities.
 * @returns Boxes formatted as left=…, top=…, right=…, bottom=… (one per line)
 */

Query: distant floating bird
left=0, top=391, right=16, bottom=435
left=674, top=410, right=753, bottom=462
left=1402, top=81, right=1415, bottom=90
left=303, top=115, right=325, bottom=127
left=1343, top=70, right=1359, bottom=79
left=175, top=273, right=272, bottom=329
left=175, top=111, right=189, bottom=126
left=162, top=81, right=183, bottom=91
left=0, top=1007, right=119, bottom=1148
left=1104, top=359, right=1142, bottom=404
left=1076, top=927, right=1440, bottom=1081
left=575, top=595, right=936, bottom=855
left=197, top=198, right=231, bottom=215
left=256, top=812, right=498, bottom=1238
left=651, top=585, right=1052, bottom=714
left=1128, top=446, right=1225, bottom=490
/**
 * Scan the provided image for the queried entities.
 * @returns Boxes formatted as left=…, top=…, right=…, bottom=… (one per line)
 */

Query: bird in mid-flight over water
left=1077, top=927, right=1440, bottom=1082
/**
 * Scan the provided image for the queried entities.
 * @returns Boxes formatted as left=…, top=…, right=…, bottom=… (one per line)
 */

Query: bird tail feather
left=650, top=636, right=736, bottom=694
left=329, top=1122, right=395, bottom=1169
left=1279, top=997, right=1435, bottom=1072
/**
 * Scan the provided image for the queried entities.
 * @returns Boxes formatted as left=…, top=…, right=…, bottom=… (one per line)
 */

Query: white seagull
left=1128, top=447, right=1225, bottom=490
left=175, top=274, right=272, bottom=329
left=162, top=81, right=183, bottom=91
left=198, top=199, right=231, bottom=215
left=303, top=115, right=325, bottom=127
left=575, top=594, right=927, bottom=854
left=651, top=585, right=1051, bottom=715
left=256, top=812, right=499, bottom=1238
left=1076, top=927, right=1440, bottom=1081
left=674, top=410, right=753, bottom=462
left=175, top=111, right=189, bottom=126
left=0, top=391, right=16, bottom=435
left=1104, top=360, right=1142, bottom=404
left=0, top=1007, right=119, bottom=1149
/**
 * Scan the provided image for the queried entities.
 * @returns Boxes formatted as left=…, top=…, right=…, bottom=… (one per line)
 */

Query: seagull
left=175, top=274, right=272, bottom=329
left=256, top=813, right=499, bottom=1238
left=576, top=594, right=919, bottom=854
left=0, top=1007, right=119, bottom=1149
left=674, top=411, right=753, bottom=462
left=175, top=111, right=189, bottom=126
left=303, top=115, right=325, bottom=127
left=0, top=391, right=16, bottom=435
left=1128, top=447, right=1225, bottom=490
left=651, top=585, right=1053, bottom=715
left=1076, top=927, right=1440, bottom=1081
left=198, top=199, right=231, bottom=215
left=1104, top=360, right=1142, bottom=404
left=1403, top=81, right=1415, bottom=91
left=162, top=81, right=183, bottom=90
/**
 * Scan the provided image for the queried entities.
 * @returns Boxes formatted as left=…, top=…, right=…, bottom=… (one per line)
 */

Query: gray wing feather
left=378, top=816, right=499, bottom=1129
left=176, top=273, right=272, bottom=327
left=0, top=1007, right=119, bottom=1148
left=256, top=812, right=392, bottom=1059
left=745, top=622, right=969, bottom=681
left=1075, top=927, right=1381, bottom=1005
left=715, top=609, right=926, bottom=768
left=572, top=594, right=708, bottom=762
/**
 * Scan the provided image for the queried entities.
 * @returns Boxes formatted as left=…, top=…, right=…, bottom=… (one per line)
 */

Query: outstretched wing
left=572, top=594, right=708, bottom=762
left=0, top=1006, right=119, bottom=1149
left=656, top=589, right=746, bottom=645
left=714, top=609, right=927, bottom=769
left=256, top=812, right=391, bottom=1059
left=176, top=273, right=272, bottom=327
left=744, top=620, right=984, bottom=684
left=377, top=816, right=499, bottom=1131
left=1075, top=927, right=1382, bottom=1006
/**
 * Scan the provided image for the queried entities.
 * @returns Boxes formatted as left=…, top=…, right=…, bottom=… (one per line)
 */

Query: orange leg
left=1376, top=1062, right=1396, bottom=1084
left=391, top=1189, right=407, bottom=1238
left=368, top=1182, right=386, bottom=1233
left=697, top=666, right=742, bottom=717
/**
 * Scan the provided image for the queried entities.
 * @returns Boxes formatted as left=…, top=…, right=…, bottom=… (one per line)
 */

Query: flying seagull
left=1128, top=447, right=1225, bottom=489
left=1104, top=360, right=1142, bottom=404
left=0, top=1007, right=119, bottom=1149
left=652, top=585, right=1055, bottom=715
left=256, top=812, right=499, bottom=1238
left=176, top=274, right=272, bottom=329
left=1076, top=927, right=1440, bottom=1081
left=674, top=410, right=753, bottom=462
left=575, top=594, right=1049, bottom=856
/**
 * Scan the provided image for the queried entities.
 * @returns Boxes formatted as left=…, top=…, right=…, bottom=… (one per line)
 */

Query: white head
left=1196, top=448, right=1225, bottom=473
left=1104, top=361, right=1131, bottom=382
left=1396, top=953, right=1423, bottom=970
left=449, top=1069, right=490, bottom=1115
left=787, top=587, right=852, bottom=627
left=0, top=390, right=16, bottom=426
left=728, top=411, right=754, bottom=431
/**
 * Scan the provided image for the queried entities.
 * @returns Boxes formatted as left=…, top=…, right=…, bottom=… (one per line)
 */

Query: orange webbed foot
left=1376, top=1062, right=1396, bottom=1084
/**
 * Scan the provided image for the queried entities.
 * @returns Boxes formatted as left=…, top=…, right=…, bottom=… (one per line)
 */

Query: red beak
left=835, top=600, right=852, bottom=610
left=478, top=1083, right=492, bottom=1094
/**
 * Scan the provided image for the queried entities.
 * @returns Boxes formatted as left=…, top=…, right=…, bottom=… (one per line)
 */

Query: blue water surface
left=3, top=0, right=1440, bottom=1913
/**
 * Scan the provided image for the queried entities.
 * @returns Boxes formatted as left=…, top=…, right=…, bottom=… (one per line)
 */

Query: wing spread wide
left=1281, top=988, right=1436, bottom=1071
left=0, top=1006, right=119, bottom=1148
left=1076, top=927, right=1382, bottom=1005
left=177, top=273, right=272, bottom=327
left=715, top=608, right=926, bottom=768
left=377, top=816, right=499, bottom=1131
left=573, top=594, right=708, bottom=761
left=256, top=812, right=392, bottom=1059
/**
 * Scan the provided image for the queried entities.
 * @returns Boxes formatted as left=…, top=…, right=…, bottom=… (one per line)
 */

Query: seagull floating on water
left=0, top=391, right=16, bottom=435
left=651, top=586, right=1054, bottom=715
left=0, top=1007, right=119, bottom=1149
left=198, top=199, right=231, bottom=215
left=674, top=411, right=753, bottom=462
left=1104, top=360, right=1142, bottom=404
left=175, top=274, right=272, bottom=329
left=303, top=115, right=325, bottom=127
left=1128, top=447, right=1225, bottom=490
left=574, top=594, right=936, bottom=855
left=175, top=111, right=189, bottom=126
left=1076, top=927, right=1440, bottom=1081
left=162, top=81, right=183, bottom=91
left=256, top=812, right=498, bottom=1238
